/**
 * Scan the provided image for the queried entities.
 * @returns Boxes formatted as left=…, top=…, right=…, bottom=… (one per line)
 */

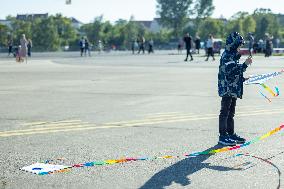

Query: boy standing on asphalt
left=218, top=32, right=252, bottom=146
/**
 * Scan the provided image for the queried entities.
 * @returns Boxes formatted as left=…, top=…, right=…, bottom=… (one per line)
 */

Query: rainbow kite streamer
left=33, top=124, right=284, bottom=175
left=244, top=69, right=282, bottom=102
left=260, top=84, right=280, bottom=97
left=245, top=69, right=284, bottom=85
left=260, top=92, right=272, bottom=103
left=259, top=83, right=280, bottom=102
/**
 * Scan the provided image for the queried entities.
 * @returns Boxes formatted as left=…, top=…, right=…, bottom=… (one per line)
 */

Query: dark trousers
left=138, top=45, right=145, bottom=54
left=28, top=47, right=31, bottom=57
left=8, top=46, right=12, bottom=55
left=219, top=97, right=237, bottom=136
left=206, top=47, right=215, bottom=60
left=185, top=48, right=193, bottom=60
left=148, top=45, right=153, bottom=53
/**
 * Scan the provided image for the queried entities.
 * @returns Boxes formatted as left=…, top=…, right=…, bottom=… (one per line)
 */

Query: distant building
left=70, top=17, right=83, bottom=30
left=217, top=16, right=228, bottom=25
left=16, top=13, right=48, bottom=21
left=277, top=14, right=284, bottom=27
left=0, top=19, right=11, bottom=28
left=134, top=18, right=163, bottom=33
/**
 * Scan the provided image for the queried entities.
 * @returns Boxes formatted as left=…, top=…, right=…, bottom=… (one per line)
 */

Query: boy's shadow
left=139, top=144, right=240, bottom=189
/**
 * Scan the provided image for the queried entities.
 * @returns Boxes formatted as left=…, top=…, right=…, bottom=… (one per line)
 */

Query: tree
left=225, top=19, right=244, bottom=36
left=0, top=24, right=10, bottom=47
left=193, top=0, right=215, bottom=32
left=194, top=0, right=215, bottom=19
left=198, top=18, right=223, bottom=39
left=157, top=0, right=214, bottom=37
left=157, top=0, right=193, bottom=37
left=52, top=14, right=77, bottom=46
left=81, top=15, right=104, bottom=44
left=253, top=9, right=281, bottom=39
left=9, top=18, right=32, bottom=43
left=242, top=16, right=256, bottom=35
left=32, top=17, right=60, bottom=51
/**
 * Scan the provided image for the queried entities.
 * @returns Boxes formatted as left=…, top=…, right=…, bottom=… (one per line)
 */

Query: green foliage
left=31, top=17, right=60, bottom=51
left=242, top=16, right=256, bottom=35
left=252, top=11, right=280, bottom=39
left=2, top=6, right=284, bottom=51
left=194, top=0, right=215, bottom=19
left=81, top=15, right=104, bottom=44
left=52, top=14, right=77, bottom=46
left=225, top=18, right=244, bottom=36
left=198, top=18, right=224, bottom=39
left=80, top=16, right=150, bottom=50
left=157, top=0, right=214, bottom=37
left=0, top=24, right=10, bottom=46
left=10, top=18, right=32, bottom=42
left=5, top=14, right=77, bottom=51
left=157, top=0, right=193, bottom=37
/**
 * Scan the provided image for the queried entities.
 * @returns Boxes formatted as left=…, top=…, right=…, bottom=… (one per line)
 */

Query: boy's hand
left=245, top=56, right=253, bottom=66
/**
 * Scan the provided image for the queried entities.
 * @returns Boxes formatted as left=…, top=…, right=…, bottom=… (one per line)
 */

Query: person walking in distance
left=7, top=37, right=13, bottom=57
left=84, top=37, right=91, bottom=56
left=27, top=38, right=32, bottom=57
left=138, top=35, right=145, bottom=54
left=131, top=39, right=136, bottom=54
left=148, top=38, right=154, bottom=54
left=98, top=40, right=103, bottom=54
left=205, top=34, right=215, bottom=61
left=177, top=38, right=183, bottom=54
left=264, top=33, right=273, bottom=57
left=247, top=33, right=254, bottom=56
left=183, top=33, right=193, bottom=61
left=195, top=35, right=201, bottom=54
left=79, top=37, right=85, bottom=56
left=19, top=34, right=28, bottom=63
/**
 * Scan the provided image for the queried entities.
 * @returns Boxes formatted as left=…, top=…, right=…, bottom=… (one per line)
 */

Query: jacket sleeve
left=224, top=61, right=248, bottom=81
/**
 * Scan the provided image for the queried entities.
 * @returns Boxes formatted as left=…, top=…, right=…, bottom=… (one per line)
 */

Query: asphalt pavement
left=0, top=51, right=284, bottom=189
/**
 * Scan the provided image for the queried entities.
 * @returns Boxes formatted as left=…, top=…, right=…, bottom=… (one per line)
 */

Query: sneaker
left=229, top=134, right=246, bottom=144
left=218, top=135, right=237, bottom=146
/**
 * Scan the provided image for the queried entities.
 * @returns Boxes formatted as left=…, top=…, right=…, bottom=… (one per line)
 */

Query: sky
left=0, top=0, right=284, bottom=23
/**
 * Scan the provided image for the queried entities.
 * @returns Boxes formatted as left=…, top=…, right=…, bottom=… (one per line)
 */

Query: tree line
left=0, top=0, right=284, bottom=51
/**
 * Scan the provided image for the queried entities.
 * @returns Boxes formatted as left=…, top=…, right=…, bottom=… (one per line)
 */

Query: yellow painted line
left=106, top=108, right=284, bottom=126
left=146, top=108, right=284, bottom=122
left=149, top=112, right=181, bottom=115
left=0, top=124, right=95, bottom=134
left=239, top=108, right=284, bottom=113
left=1, top=109, right=283, bottom=137
left=145, top=113, right=195, bottom=119
left=104, top=114, right=201, bottom=125
left=21, top=122, right=48, bottom=126
left=0, top=125, right=128, bottom=137
left=22, top=120, right=82, bottom=126
left=106, top=110, right=284, bottom=128
left=28, top=122, right=90, bottom=128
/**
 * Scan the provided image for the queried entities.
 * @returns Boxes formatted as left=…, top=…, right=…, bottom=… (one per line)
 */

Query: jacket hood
left=225, top=32, right=245, bottom=60
left=225, top=32, right=245, bottom=52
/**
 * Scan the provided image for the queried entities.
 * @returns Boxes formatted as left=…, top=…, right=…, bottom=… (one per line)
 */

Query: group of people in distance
left=79, top=37, right=93, bottom=57
left=131, top=35, right=154, bottom=54
left=7, top=34, right=32, bottom=63
left=183, top=33, right=215, bottom=62
left=246, top=32, right=275, bottom=57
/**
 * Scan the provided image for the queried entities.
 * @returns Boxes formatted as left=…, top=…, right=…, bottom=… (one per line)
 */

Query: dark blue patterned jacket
left=218, top=32, right=248, bottom=99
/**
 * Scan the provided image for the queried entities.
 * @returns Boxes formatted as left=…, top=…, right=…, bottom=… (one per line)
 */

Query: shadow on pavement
left=139, top=144, right=240, bottom=189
